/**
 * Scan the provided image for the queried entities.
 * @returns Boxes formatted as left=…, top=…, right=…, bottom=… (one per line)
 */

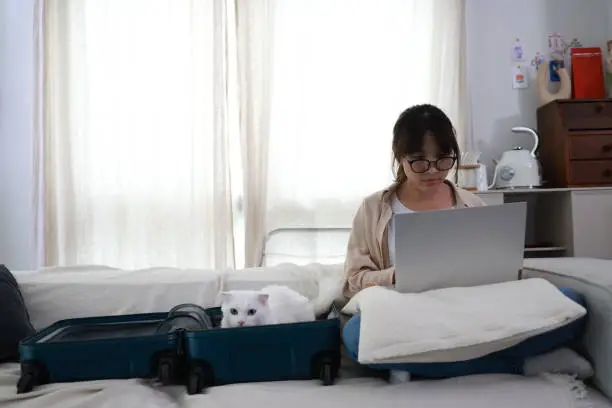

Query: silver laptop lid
left=394, top=202, right=527, bottom=293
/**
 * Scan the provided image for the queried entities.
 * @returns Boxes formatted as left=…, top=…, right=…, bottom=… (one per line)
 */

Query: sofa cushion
left=15, top=263, right=345, bottom=331
left=223, top=263, right=344, bottom=299
left=523, top=257, right=612, bottom=400
left=16, top=266, right=223, bottom=330
left=0, top=265, right=35, bottom=362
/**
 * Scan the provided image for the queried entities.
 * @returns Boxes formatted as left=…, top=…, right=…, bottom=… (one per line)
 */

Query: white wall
left=608, top=1, right=612, bottom=40
left=467, top=0, right=610, bottom=171
left=1, top=0, right=611, bottom=269
left=0, top=0, right=37, bottom=270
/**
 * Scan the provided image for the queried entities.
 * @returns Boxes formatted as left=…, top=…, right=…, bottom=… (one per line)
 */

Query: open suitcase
left=183, top=307, right=341, bottom=394
left=17, top=304, right=341, bottom=394
left=17, top=304, right=212, bottom=393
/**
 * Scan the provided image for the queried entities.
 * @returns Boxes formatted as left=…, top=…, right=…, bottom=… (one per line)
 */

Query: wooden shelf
left=524, top=246, right=566, bottom=252
left=477, top=188, right=612, bottom=260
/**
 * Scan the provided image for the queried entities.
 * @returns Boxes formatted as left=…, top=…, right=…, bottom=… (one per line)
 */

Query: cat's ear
left=257, top=293, right=269, bottom=305
left=220, top=291, right=233, bottom=302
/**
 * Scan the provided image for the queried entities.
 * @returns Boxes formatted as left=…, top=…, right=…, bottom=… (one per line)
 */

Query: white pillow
left=343, top=279, right=586, bottom=364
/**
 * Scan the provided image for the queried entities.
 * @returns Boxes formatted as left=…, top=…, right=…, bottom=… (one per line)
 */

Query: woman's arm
left=343, top=201, right=395, bottom=298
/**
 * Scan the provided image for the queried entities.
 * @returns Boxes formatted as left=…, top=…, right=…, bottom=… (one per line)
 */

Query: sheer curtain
left=235, top=0, right=275, bottom=268
left=239, top=0, right=467, bottom=266
left=42, top=0, right=236, bottom=269
left=39, top=0, right=467, bottom=270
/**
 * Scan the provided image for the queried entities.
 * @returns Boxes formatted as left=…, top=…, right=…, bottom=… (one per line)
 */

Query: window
left=40, top=0, right=465, bottom=269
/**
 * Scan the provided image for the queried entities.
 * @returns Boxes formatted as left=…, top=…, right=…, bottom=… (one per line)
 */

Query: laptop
left=394, top=202, right=527, bottom=293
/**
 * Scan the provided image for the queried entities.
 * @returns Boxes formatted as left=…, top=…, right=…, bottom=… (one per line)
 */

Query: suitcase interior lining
left=37, top=320, right=163, bottom=343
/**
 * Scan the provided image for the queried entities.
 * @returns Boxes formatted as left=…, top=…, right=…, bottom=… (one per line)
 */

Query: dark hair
left=392, top=104, right=460, bottom=184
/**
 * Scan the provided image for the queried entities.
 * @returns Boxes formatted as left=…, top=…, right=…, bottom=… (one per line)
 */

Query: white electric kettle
left=489, top=127, right=542, bottom=189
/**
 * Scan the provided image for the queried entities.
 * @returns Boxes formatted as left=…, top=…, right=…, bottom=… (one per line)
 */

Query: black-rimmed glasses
left=404, top=157, right=457, bottom=174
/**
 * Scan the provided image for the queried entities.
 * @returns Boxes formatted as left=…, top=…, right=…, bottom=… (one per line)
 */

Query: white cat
left=220, top=283, right=335, bottom=329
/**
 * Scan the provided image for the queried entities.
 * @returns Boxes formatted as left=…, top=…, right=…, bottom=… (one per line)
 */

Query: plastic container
left=571, top=47, right=606, bottom=99
left=183, top=307, right=341, bottom=394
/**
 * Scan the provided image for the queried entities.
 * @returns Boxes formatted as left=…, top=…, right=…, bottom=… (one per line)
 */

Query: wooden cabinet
left=537, top=99, right=612, bottom=187
left=476, top=188, right=612, bottom=260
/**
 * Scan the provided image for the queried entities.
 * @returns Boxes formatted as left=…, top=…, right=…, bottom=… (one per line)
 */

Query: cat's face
left=220, top=290, right=270, bottom=328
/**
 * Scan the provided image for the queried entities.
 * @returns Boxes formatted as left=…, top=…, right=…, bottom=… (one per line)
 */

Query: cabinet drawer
left=569, top=160, right=612, bottom=184
left=561, top=102, right=612, bottom=130
left=569, top=134, right=612, bottom=159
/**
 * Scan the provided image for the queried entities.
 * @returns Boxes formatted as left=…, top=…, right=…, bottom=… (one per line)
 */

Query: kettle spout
left=511, top=126, right=540, bottom=157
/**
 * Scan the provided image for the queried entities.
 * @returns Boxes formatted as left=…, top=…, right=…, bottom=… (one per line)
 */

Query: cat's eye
left=230, top=308, right=238, bottom=315
left=247, top=308, right=256, bottom=316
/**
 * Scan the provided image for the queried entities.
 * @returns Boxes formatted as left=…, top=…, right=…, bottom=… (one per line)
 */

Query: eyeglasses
left=404, top=156, right=457, bottom=174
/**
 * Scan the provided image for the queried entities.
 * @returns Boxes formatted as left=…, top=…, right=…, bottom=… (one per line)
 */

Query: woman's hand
left=364, top=271, right=396, bottom=288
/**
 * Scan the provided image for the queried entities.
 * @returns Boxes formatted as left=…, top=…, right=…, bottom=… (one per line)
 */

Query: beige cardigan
left=343, top=182, right=486, bottom=298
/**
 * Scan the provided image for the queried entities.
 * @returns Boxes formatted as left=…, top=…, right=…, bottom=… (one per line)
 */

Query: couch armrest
left=522, top=257, right=612, bottom=400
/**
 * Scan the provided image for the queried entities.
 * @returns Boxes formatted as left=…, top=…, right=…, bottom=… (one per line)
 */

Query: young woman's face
left=401, top=133, right=455, bottom=191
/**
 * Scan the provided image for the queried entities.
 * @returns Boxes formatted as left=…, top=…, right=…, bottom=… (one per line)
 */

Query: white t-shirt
left=387, top=194, right=457, bottom=266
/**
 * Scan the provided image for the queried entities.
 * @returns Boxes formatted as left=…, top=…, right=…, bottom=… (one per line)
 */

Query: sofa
left=1, top=257, right=612, bottom=408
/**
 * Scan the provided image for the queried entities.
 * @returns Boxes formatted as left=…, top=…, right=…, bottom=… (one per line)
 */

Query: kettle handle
left=488, top=165, right=499, bottom=190
left=511, top=127, right=539, bottom=157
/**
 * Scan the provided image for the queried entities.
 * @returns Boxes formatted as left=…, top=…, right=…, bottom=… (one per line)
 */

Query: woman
left=342, top=104, right=587, bottom=381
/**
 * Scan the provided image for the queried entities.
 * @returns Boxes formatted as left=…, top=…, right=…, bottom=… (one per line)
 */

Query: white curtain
left=42, top=0, right=236, bottom=269
left=239, top=0, right=467, bottom=266
left=234, top=0, right=275, bottom=268
left=39, top=0, right=466, bottom=269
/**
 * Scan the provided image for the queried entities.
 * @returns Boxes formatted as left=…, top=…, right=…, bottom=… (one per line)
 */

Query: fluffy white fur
left=220, top=285, right=316, bottom=328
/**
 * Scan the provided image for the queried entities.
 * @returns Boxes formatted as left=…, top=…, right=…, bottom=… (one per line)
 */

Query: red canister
left=570, top=47, right=606, bottom=99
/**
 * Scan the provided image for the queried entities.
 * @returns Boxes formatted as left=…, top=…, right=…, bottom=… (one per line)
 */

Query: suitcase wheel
left=311, top=353, right=337, bottom=386
left=187, top=363, right=213, bottom=395
left=320, top=361, right=335, bottom=386
left=187, top=366, right=205, bottom=395
left=158, top=361, right=173, bottom=386
left=17, top=370, right=37, bottom=394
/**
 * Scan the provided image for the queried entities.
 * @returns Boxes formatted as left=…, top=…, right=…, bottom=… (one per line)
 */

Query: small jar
left=457, top=164, right=480, bottom=191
